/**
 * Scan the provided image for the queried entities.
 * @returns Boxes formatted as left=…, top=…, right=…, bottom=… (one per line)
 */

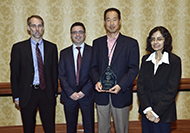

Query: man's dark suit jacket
left=59, top=44, right=94, bottom=102
left=137, top=52, right=181, bottom=123
left=10, top=38, right=58, bottom=108
left=90, top=33, right=139, bottom=108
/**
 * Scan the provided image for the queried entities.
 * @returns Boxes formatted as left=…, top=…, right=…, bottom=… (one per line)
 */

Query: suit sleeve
left=118, top=40, right=139, bottom=92
left=137, top=56, right=151, bottom=110
left=10, top=44, right=20, bottom=99
left=53, top=44, right=58, bottom=94
left=154, top=56, right=181, bottom=117
left=89, top=40, right=100, bottom=85
left=58, top=51, right=75, bottom=97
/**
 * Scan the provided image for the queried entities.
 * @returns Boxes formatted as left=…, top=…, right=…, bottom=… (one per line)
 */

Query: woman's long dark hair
left=146, top=26, right=173, bottom=53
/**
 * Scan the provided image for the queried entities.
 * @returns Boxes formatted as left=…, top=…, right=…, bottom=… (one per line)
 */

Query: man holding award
left=90, top=8, right=139, bottom=133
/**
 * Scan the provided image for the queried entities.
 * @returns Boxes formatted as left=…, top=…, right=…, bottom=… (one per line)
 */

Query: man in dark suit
left=58, top=22, right=94, bottom=133
left=90, top=8, right=139, bottom=133
left=10, top=15, right=58, bottom=133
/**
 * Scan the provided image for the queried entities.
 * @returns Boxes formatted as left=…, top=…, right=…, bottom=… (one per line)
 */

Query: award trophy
left=100, top=66, right=117, bottom=90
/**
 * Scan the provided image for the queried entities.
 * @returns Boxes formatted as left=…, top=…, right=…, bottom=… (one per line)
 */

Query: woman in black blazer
left=137, top=26, right=181, bottom=133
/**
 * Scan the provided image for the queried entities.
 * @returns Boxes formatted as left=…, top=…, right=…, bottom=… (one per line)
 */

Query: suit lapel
left=69, top=46, right=75, bottom=72
left=147, top=61, right=154, bottom=77
left=110, top=33, right=125, bottom=66
left=43, top=40, right=49, bottom=65
left=23, top=39, right=33, bottom=65
left=80, top=44, right=88, bottom=69
left=155, top=63, right=169, bottom=77
left=101, top=36, right=109, bottom=65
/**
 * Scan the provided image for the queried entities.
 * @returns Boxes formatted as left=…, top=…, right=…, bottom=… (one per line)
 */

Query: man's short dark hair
left=27, top=15, right=44, bottom=26
left=104, top=7, right=121, bottom=21
left=70, top=22, right=86, bottom=33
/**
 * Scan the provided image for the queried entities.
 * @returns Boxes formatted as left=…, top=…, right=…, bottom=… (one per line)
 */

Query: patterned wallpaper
left=0, top=0, right=190, bottom=126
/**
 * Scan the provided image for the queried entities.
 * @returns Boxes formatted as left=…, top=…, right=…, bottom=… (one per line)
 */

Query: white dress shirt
left=72, top=43, right=85, bottom=75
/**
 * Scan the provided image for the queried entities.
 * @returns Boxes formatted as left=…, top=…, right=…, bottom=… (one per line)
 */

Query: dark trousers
left=21, top=88, right=55, bottom=133
left=63, top=97, right=94, bottom=133
left=142, top=115, right=171, bottom=133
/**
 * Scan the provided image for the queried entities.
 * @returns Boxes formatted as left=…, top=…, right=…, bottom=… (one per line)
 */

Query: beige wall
left=0, top=0, right=190, bottom=126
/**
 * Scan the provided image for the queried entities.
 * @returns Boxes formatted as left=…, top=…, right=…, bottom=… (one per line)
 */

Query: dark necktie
left=36, top=43, right=46, bottom=90
left=76, top=47, right=81, bottom=85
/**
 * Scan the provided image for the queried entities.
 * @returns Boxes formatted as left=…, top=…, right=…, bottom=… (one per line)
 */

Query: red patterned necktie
left=36, top=43, right=46, bottom=90
left=76, top=47, right=81, bottom=85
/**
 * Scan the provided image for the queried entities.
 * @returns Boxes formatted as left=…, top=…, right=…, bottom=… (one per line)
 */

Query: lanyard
left=108, top=39, right=117, bottom=66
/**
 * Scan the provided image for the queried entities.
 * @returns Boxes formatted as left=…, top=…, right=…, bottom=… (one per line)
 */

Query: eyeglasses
left=30, top=24, right=43, bottom=29
left=150, top=37, right=164, bottom=42
left=71, top=31, right=85, bottom=35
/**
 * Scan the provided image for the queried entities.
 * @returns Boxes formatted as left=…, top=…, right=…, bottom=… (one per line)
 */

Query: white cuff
left=143, top=107, right=152, bottom=114
left=15, top=98, right=19, bottom=101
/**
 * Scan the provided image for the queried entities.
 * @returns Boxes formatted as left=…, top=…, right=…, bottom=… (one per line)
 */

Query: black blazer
left=58, top=44, right=94, bottom=102
left=10, top=38, right=58, bottom=108
left=90, top=33, right=139, bottom=108
left=137, top=52, right=181, bottom=123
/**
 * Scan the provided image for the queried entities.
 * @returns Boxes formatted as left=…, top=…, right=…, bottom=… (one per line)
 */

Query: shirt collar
left=73, top=42, right=85, bottom=50
left=30, top=38, right=43, bottom=46
left=146, top=51, right=170, bottom=64
left=107, top=32, right=120, bottom=42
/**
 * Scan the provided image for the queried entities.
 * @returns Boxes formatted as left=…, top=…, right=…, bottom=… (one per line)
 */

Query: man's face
left=71, top=26, right=85, bottom=46
left=104, top=11, right=121, bottom=34
left=27, top=17, right=44, bottom=41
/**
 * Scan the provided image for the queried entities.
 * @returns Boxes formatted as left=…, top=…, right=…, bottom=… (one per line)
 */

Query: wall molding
left=0, top=78, right=190, bottom=95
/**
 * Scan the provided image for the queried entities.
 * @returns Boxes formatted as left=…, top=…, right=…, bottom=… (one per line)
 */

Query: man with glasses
left=58, top=22, right=95, bottom=133
left=10, top=15, right=58, bottom=133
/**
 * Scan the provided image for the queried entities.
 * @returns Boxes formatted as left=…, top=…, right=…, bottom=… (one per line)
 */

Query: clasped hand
left=146, top=110, right=160, bottom=123
left=70, top=91, right=85, bottom=101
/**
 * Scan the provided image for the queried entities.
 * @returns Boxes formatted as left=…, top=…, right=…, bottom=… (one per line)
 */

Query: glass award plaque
left=100, top=66, right=117, bottom=90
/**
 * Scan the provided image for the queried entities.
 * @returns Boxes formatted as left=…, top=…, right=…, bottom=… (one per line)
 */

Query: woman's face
left=150, top=31, right=165, bottom=52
